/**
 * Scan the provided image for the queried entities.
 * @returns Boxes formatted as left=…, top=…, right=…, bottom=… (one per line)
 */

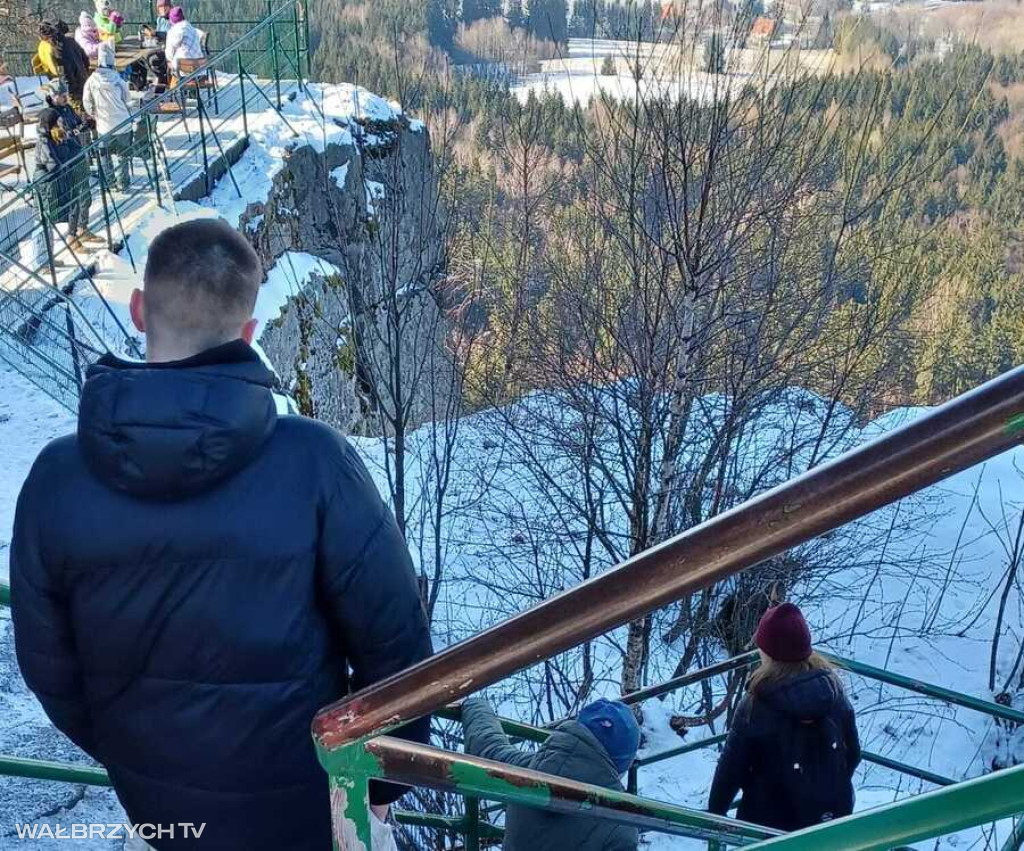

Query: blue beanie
left=578, top=699, right=641, bottom=775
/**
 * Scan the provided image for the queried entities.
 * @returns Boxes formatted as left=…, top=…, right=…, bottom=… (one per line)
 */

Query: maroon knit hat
left=754, top=602, right=812, bottom=663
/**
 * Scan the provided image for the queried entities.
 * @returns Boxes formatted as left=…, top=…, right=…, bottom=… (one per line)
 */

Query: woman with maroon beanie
left=708, top=603, right=861, bottom=831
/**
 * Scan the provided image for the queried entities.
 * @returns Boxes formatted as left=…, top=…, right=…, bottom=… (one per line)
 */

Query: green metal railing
left=312, top=364, right=1024, bottom=849
left=0, top=754, right=110, bottom=787
left=0, top=0, right=312, bottom=410
left=7, top=1, right=305, bottom=75
left=1, top=376, right=1023, bottom=848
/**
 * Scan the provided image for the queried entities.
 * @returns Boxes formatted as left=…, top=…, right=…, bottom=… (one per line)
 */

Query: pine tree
left=427, top=0, right=456, bottom=47
left=705, top=32, right=725, bottom=74
left=463, top=0, right=501, bottom=25
left=507, top=0, right=526, bottom=29
left=528, top=0, right=567, bottom=43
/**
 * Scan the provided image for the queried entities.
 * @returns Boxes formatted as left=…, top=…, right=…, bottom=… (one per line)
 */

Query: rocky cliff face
left=239, top=114, right=449, bottom=435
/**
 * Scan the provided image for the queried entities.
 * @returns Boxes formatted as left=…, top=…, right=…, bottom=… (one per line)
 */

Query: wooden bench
left=173, top=57, right=219, bottom=115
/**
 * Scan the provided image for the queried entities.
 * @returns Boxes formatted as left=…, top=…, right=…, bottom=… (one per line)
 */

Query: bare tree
left=454, top=0, right=991, bottom=713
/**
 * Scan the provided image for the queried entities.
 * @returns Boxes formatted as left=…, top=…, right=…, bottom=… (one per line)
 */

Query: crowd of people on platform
left=0, top=2, right=208, bottom=253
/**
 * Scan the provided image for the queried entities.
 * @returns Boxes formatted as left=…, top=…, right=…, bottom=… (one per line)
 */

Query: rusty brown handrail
left=345, top=736, right=781, bottom=845
left=314, top=365, right=1024, bottom=751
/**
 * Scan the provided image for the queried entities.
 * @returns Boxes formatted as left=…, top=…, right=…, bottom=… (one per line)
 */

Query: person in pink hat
left=164, top=5, right=206, bottom=76
left=708, top=602, right=861, bottom=831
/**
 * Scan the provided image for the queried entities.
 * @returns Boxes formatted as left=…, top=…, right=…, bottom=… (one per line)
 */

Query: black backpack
left=774, top=712, right=851, bottom=829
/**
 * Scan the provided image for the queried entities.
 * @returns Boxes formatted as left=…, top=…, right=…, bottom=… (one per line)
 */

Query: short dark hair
left=143, top=218, right=262, bottom=352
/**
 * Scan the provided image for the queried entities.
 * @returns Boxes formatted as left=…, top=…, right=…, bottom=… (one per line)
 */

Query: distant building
left=749, top=16, right=777, bottom=44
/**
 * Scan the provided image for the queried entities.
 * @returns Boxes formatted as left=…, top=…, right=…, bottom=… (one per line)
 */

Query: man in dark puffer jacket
left=11, top=218, right=432, bottom=850
left=462, top=697, right=640, bottom=850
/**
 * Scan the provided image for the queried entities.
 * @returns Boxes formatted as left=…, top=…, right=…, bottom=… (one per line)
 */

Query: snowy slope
left=350, top=397, right=1024, bottom=849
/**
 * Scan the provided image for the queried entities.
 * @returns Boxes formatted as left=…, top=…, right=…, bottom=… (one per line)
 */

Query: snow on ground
left=255, top=251, right=341, bottom=334
left=2, top=62, right=1021, bottom=851
left=0, top=368, right=125, bottom=845
left=0, top=370, right=74, bottom=584
left=350, top=393, right=1024, bottom=849
left=2, top=348, right=1023, bottom=846
left=63, top=76, right=398, bottom=368
left=331, top=162, right=350, bottom=190
left=511, top=38, right=749, bottom=105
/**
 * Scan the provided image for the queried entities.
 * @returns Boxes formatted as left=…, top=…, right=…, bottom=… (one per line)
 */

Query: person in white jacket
left=164, top=7, right=206, bottom=76
left=82, top=42, right=133, bottom=192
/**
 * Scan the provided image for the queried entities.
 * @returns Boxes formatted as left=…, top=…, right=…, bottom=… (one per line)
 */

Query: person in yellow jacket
left=32, top=36, right=59, bottom=78
left=32, top=17, right=91, bottom=111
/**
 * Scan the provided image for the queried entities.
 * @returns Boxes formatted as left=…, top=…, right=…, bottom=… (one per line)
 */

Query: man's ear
left=129, top=288, right=146, bottom=333
left=240, top=317, right=258, bottom=345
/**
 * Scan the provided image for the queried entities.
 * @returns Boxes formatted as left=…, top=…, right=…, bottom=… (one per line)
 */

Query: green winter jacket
left=461, top=699, right=639, bottom=851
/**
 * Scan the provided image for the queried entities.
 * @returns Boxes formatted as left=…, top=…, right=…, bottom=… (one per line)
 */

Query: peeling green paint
left=1007, top=413, right=1024, bottom=437
left=321, top=743, right=383, bottom=850
left=449, top=759, right=554, bottom=810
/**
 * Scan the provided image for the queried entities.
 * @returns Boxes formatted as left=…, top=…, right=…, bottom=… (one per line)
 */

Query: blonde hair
left=747, top=651, right=838, bottom=698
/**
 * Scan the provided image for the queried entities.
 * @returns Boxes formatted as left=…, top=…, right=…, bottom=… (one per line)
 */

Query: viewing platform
left=0, top=0, right=311, bottom=409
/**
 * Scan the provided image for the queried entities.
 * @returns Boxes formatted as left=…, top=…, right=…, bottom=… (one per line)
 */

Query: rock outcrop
left=241, top=111, right=449, bottom=435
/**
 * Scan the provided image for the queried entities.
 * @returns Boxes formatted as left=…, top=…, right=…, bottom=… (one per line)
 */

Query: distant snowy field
left=510, top=38, right=748, bottom=105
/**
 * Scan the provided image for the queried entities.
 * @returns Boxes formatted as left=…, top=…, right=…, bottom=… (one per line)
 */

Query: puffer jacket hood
left=759, top=669, right=842, bottom=722
left=78, top=340, right=277, bottom=500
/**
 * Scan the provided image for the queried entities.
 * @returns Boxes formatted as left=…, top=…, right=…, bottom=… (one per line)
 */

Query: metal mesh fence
left=5, top=1, right=286, bottom=75
left=0, top=0, right=309, bottom=410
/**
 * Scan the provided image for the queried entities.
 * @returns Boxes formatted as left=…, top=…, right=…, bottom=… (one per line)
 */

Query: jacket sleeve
left=164, top=27, right=181, bottom=64
left=708, top=701, right=751, bottom=816
left=318, top=439, right=433, bottom=805
left=35, top=138, right=54, bottom=173
left=842, top=697, right=861, bottom=775
left=82, top=78, right=95, bottom=119
left=461, top=698, right=535, bottom=769
left=10, top=474, right=97, bottom=760
left=36, top=41, right=60, bottom=78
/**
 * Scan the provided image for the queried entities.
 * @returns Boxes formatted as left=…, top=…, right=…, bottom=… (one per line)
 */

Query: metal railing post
left=32, top=187, right=59, bottom=289
left=64, top=301, right=83, bottom=391
left=326, top=758, right=373, bottom=850
left=627, top=764, right=638, bottom=795
left=237, top=51, right=249, bottom=138
left=97, top=152, right=114, bottom=250
left=302, top=0, right=312, bottom=77
left=464, top=797, right=480, bottom=851
left=292, top=6, right=302, bottom=82
left=268, top=0, right=282, bottom=108
left=1002, top=815, right=1024, bottom=851
left=147, top=115, right=163, bottom=208
left=197, top=98, right=211, bottom=197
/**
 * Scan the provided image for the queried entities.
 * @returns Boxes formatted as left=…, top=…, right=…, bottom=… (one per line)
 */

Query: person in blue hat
left=461, top=696, right=641, bottom=850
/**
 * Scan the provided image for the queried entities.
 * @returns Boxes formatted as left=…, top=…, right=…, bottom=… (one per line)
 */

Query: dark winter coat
left=55, top=34, right=91, bottom=101
left=11, top=341, right=433, bottom=851
left=462, top=698, right=638, bottom=851
left=708, top=669, right=861, bottom=832
left=34, top=104, right=88, bottom=225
